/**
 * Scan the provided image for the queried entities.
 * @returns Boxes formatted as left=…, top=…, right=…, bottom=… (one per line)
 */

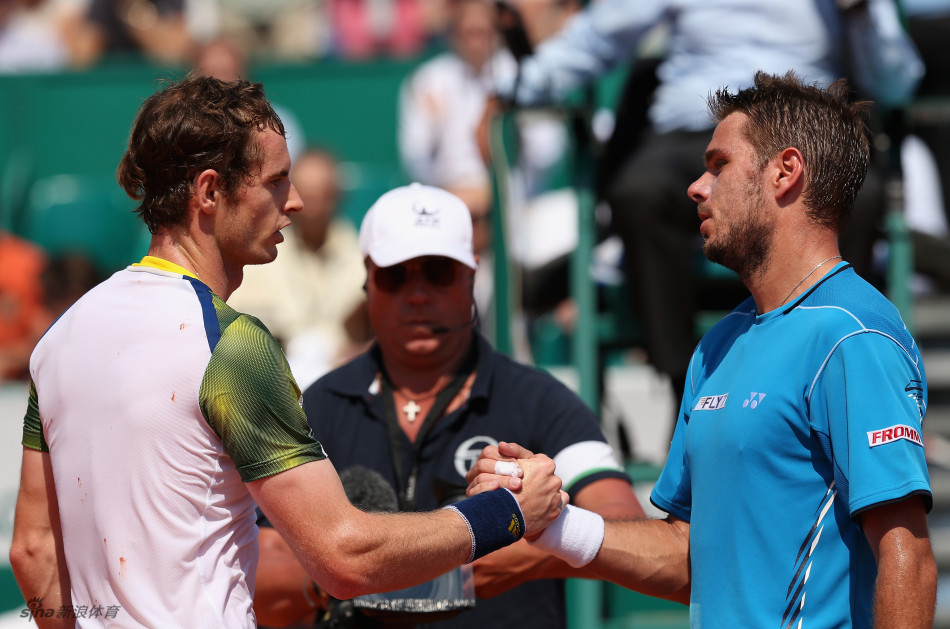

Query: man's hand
left=465, top=442, right=566, bottom=537
left=466, top=441, right=535, bottom=495
left=513, top=453, right=568, bottom=535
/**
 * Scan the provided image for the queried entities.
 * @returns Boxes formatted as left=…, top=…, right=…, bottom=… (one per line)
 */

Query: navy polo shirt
left=301, top=333, right=630, bottom=629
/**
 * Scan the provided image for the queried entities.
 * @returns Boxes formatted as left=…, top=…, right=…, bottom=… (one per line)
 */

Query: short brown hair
left=117, top=72, right=285, bottom=233
left=709, top=71, right=872, bottom=232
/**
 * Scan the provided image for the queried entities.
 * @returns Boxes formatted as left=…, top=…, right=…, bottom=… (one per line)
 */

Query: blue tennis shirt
left=652, top=263, right=931, bottom=628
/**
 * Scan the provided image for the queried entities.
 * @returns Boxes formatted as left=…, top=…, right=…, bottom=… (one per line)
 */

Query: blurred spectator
left=0, top=230, right=48, bottom=380
left=883, top=0, right=950, bottom=294
left=417, top=0, right=453, bottom=47
left=905, top=0, right=950, bottom=224
left=41, top=251, right=103, bottom=320
left=64, top=0, right=194, bottom=67
left=226, top=148, right=370, bottom=390
left=0, top=0, right=70, bottom=72
left=0, top=235, right=102, bottom=382
left=328, top=0, right=429, bottom=58
left=215, top=0, right=331, bottom=60
left=192, top=33, right=245, bottom=77
left=0, top=230, right=104, bottom=381
left=399, top=0, right=507, bottom=223
left=399, top=0, right=572, bottom=336
left=492, top=0, right=884, bottom=404
left=509, top=0, right=577, bottom=48
left=192, top=36, right=306, bottom=161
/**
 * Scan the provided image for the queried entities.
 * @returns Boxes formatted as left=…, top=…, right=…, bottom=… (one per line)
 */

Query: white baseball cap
left=359, top=183, right=477, bottom=269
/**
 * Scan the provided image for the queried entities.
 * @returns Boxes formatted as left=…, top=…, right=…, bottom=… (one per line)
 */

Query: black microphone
left=429, top=303, right=479, bottom=335
left=339, top=465, right=398, bottom=513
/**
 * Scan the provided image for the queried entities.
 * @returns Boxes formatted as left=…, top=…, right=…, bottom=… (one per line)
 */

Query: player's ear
left=773, top=147, right=803, bottom=200
left=194, top=169, right=220, bottom=215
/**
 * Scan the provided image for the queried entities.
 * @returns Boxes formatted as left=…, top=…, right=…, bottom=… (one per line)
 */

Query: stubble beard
left=701, top=182, right=774, bottom=280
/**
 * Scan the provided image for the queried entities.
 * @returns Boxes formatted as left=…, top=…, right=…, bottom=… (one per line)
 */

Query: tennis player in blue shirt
left=471, top=71, right=937, bottom=628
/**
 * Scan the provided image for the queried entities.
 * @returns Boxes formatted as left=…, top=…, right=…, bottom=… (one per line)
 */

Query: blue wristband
left=445, top=488, right=526, bottom=562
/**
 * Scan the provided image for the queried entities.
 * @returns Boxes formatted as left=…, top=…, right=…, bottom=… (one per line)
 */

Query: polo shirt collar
left=322, top=332, right=494, bottom=404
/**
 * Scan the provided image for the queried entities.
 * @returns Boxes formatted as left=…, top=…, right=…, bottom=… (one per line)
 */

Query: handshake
left=463, top=441, right=606, bottom=568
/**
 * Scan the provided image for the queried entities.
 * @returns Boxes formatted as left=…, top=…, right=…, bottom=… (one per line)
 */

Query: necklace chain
left=779, top=256, right=842, bottom=307
left=393, top=386, right=443, bottom=423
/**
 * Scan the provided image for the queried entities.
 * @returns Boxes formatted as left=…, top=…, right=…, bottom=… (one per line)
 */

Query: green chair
left=337, top=161, right=410, bottom=229
left=21, top=174, right=148, bottom=276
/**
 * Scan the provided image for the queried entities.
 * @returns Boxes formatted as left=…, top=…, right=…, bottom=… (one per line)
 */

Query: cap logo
left=412, top=201, right=441, bottom=228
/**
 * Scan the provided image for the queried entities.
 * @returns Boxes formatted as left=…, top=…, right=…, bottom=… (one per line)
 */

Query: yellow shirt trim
left=133, top=256, right=199, bottom=280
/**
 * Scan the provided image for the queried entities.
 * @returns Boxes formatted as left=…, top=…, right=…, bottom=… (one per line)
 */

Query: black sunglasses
left=372, top=258, right=460, bottom=293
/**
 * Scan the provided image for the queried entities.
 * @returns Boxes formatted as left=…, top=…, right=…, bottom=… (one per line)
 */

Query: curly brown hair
left=117, top=72, right=286, bottom=233
left=708, top=71, right=873, bottom=232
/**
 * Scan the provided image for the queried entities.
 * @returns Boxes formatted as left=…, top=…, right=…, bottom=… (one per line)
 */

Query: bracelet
left=301, top=577, right=318, bottom=609
left=526, top=505, right=605, bottom=568
left=444, top=488, right=525, bottom=562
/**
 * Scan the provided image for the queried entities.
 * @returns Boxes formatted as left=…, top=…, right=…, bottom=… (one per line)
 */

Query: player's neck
left=750, top=240, right=841, bottom=313
left=148, top=229, right=237, bottom=299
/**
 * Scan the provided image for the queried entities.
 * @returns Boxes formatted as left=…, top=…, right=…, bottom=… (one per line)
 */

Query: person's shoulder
left=210, top=298, right=288, bottom=358
left=304, top=348, right=374, bottom=398
left=409, top=52, right=467, bottom=84
left=723, top=295, right=758, bottom=321
left=321, top=219, right=362, bottom=258
left=789, top=268, right=920, bottom=364
left=802, top=268, right=906, bottom=334
left=701, top=295, right=757, bottom=338
left=328, top=217, right=358, bottom=241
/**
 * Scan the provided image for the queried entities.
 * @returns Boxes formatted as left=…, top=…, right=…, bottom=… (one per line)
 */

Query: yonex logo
left=508, top=514, right=521, bottom=538
left=867, top=424, right=924, bottom=448
left=412, top=201, right=441, bottom=228
left=742, top=392, right=767, bottom=409
left=694, top=394, right=728, bottom=411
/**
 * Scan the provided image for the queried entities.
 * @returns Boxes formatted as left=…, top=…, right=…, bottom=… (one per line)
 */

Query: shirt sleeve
left=529, top=373, right=629, bottom=496
left=506, top=0, right=669, bottom=104
left=650, top=373, right=694, bottom=521
left=200, top=314, right=326, bottom=482
left=811, top=331, right=931, bottom=516
left=21, top=379, right=47, bottom=452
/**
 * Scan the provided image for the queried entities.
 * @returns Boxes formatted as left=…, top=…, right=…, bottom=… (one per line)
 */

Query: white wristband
left=527, top=505, right=605, bottom=568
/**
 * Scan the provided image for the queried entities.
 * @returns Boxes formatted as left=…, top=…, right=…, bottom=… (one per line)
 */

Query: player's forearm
left=292, top=508, right=473, bottom=600
left=10, top=449, right=73, bottom=628
left=861, top=497, right=937, bottom=627
left=872, top=545, right=937, bottom=628
left=587, top=517, right=691, bottom=604
left=10, top=531, right=72, bottom=628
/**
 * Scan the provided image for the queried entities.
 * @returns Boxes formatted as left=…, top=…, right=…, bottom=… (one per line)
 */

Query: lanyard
left=379, top=343, right=478, bottom=511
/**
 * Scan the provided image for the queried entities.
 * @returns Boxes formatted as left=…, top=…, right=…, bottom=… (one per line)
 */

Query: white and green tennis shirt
left=22, top=256, right=326, bottom=628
